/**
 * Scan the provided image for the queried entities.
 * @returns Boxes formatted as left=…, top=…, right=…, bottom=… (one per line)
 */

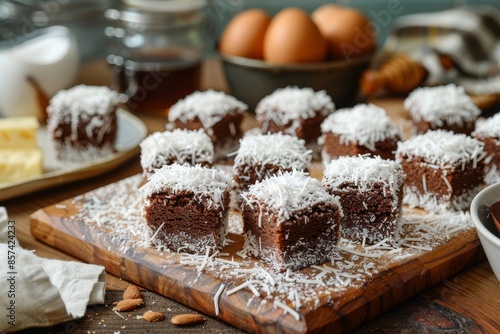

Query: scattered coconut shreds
left=68, top=172, right=475, bottom=320
left=114, top=310, right=126, bottom=319
left=274, top=300, right=301, bottom=321
left=214, top=284, right=226, bottom=316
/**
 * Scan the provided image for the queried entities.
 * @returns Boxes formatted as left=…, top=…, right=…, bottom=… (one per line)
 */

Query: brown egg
left=263, top=7, right=327, bottom=64
left=312, top=4, right=376, bottom=60
left=219, top=9, right=271, bottom=59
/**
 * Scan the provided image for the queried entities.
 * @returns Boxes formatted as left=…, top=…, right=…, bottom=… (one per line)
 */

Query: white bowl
left=470, top=182, right=500, bottom=281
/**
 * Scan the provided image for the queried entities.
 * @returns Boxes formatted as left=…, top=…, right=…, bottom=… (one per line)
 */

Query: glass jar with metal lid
left=105, top=0, right=207, bottom=116
left=0, top=0, right=114, bottom=61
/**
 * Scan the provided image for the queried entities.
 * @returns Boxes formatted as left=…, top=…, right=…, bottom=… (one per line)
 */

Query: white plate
left=0, top=108, right=148, bottom=201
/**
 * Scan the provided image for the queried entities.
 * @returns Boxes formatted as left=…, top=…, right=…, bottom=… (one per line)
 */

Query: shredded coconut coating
left=168, top=90, right=247, bottom=129
left=320, top=104, right=400, bottom=150
left=473, top=113, right=500, bottom=139
left=47, top=85, right=120, bottom=120
left=46, top=85, right=120, bottom=161
left=323, top=156, right=405, bottom=196
left=255, top=86, right=335, bottom=126
left=233, top=133, right=312, bottom=170
left=140, top=129, right=214, bottom=172
left=404, top=84, right=480, bottom=126
left=242, top=170, right=341, bottom=222
left=403, top=184, right=483, bottom=213
left=396, top=130, right=486, bottom=168
left=140, top=164, right=231, bottom=210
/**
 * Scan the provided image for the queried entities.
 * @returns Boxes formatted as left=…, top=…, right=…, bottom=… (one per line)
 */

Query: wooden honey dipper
left=360, top=52, right=499, bottom=111
left=360, top=53, right=429, bottom=95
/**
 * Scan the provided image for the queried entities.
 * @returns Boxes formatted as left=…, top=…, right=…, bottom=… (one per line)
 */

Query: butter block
left=0, top=116, right=39, bottom=148
left=0, top=148, right=43, bottom=184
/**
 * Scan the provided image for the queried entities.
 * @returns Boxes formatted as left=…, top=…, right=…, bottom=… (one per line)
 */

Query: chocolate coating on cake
left=172, top=110, right=243, bottom=159
left=255, top=86, right=334, bottom=149
left=232, top=133, right=312, bottom=209
left=473, top=113, right=500, bottom=184
left=320, top=103, right=400, bottom=161
left=145, top=189, right=230, bottom=254
left=323, top=156, right=404, bottom=244
left=47, top=85, right=120, bottom=161
left=168, top=90, right=246, bottom=160
left=404, top=84, right=480, bottom=135
left=241, top=170, right=342, bottom=272
left=322, top=133, right=399, bottom=161
left=396, top=130, right=486, bottom=212
left=140, top=164, right=232, bottom=254
left=242, top=199, right=341, bottom=272
left=140, top=129, right=214, bottom=176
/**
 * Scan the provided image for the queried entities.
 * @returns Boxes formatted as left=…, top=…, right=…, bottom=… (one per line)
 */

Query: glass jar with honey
left=105, top=0, right=206, bottom=116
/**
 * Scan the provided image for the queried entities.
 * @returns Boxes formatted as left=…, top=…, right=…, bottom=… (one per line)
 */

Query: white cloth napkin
left=384, top=6, right=500, bottom=93
left=0, top=207, right=106, bottom=333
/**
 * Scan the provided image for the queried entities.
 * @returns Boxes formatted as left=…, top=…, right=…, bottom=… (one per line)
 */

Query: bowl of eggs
left=218, top=5, right=377, bottom=111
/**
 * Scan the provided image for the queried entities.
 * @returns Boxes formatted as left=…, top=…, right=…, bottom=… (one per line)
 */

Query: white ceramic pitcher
left=0, top=26, right=79, bottom=118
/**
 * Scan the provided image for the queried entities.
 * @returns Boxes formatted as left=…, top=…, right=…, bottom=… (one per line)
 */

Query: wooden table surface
left=4, top=59, right=500, bottom=333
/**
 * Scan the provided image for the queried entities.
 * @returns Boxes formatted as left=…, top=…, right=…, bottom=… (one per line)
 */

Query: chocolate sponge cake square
left=255, top=86, right=335, bottom=155
left=241, top=170, right=342, bottom=272
left=396, top=130, right=486, bottom=213
left=140, top=164, right=231, bottom=254
left=404, top=84, right=480, bottom=135
left=322, top=156, right=405, bottom=244
left=168, top=90, right=247, bottom=160
left=140, top=129, right=214, bottom=177
left=473, top=113, right=500, bottom=185
left=232, top=132, right=312, bottom=210
left=47, top=85, right=120, bottom=162
left=320, top=103, right=400, bottom=162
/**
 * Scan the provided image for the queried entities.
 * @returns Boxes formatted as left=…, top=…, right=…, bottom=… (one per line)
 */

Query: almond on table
left=142, top=311, right=165, bottom=322
left=115, top=298, right=144, bottom=312
left=171, top=314, right=206, bottom=326
left=123, top=284, right=142, bottom=300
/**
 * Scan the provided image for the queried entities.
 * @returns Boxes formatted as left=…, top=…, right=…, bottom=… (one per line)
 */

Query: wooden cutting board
left=30, top=171, right=485, bottom=334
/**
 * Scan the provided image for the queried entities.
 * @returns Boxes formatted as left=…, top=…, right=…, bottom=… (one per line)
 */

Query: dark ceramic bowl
left=219, top=51, right=374, bottom=111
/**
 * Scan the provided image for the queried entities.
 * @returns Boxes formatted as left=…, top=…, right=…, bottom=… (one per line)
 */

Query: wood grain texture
left=30, top=186, right=485, bottom=334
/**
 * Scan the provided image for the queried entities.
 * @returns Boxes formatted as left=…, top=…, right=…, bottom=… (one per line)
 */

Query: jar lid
left=124, top=0, right=207, bottom=12
left=106, top=1, right=207, bottom=26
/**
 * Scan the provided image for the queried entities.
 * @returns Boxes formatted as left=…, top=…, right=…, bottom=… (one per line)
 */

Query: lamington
left=255, top=86, right=335, bottom=155
left=404, top=84, right=480, bottom=135
left=232, top=132, right=312, bottom=209
left=396, top=130, right=486, bottom=213
left=140, top=129, right=214, bottom=177
left=168, top=90, right=247, bottom=160
left=320, top=103, right=401, bottom=162
left=47, top=85, right=120, bottom=162
left=473, top=113, right=500, bottom=184
left=140, top=164, right=232, bottom=254
left=241, top=170, right=342, bottom=272
left=322, top=156, right=405, bottom=244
